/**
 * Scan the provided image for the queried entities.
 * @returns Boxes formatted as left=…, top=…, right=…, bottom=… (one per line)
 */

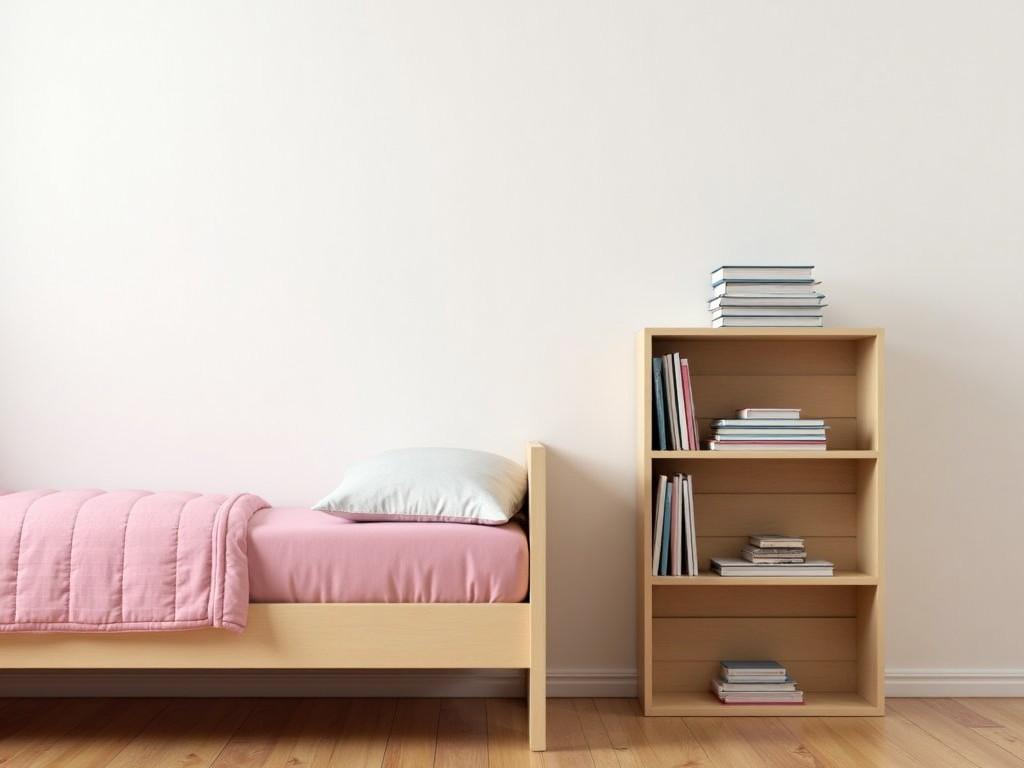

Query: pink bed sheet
left=247, top=507, right=529, bottom=603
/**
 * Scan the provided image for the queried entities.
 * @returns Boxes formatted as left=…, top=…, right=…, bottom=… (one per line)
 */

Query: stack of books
left=651, top=474, right=697, bottom=576
left=651, top=354, right=698, bottom=451
left=709, top=265, right=826, bottom=327
left=707, top=408, right=827, bottom=451
left=711, top=535, right=834, bottom=577
left=713, top=660, right=804, bottom=705
left=743, top=534, right=807, bottom=564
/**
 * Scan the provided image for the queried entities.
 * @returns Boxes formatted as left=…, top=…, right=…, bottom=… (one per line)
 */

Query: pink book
left=679, top=358, right=699, bottom=450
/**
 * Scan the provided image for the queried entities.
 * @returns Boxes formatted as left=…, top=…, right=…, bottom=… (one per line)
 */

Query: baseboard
left=885, top=669, right=1024, bottom=697
left=5, top=668, right=1024, bottom=698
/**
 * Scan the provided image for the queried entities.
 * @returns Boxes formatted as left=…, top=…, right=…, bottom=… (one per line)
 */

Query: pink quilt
left=0, top=490, right=268, bottom=633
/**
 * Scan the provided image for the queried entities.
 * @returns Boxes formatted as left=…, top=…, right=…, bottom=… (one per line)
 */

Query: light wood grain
left=0, top=445, right=547, bottom=747
left=527, top=443, right=547, bottom=752
left=638, top=328, right=885, bottom=716
left=382, top=698, right=441, bottom=768
left=433, top=699, right=488, bottom=768
left=2, top=698, right=1024, bottom=767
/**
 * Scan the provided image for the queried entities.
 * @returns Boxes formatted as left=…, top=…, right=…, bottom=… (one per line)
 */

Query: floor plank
left=726, top=717, right=819, bottom=768
left=485, top=699, right=543, bottom=768
left=24, top=698, right=168, bottom=768
left=888, top=698, right=1024, bottom=768
left=103, top=698, right=253, bottom=768
left=594, top=697, right=711, bottom=768
left=434, top=698, right=489, bottom=768
left=382, top=698, right=441, bottom=768
left=856, top=709, right=979, bottom=768
left=210, top=699, right=303, bottom=768
left=328, top=698, right=397, bottom=768
left=684, top=716, right=770, bottom=768
left=543, top=698, right=594, bottom=768
left=260, top=698, right=349, bottom=768
left=1, top=700, right=114, bottom=768
left=570, top=699, right=621, bottom=768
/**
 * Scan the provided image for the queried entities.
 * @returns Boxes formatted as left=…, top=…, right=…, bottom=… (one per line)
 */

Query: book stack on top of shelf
left=707, top=408, right=827, bottom=451
left=709, top=266, right=826, bottom=328
left=711, top=535, right=834, bottom=577
left=652, top=474, right=697, bottom=576
left=651, top=354, right=698, bottom=451
left=713, top=661, right=804, bottom=705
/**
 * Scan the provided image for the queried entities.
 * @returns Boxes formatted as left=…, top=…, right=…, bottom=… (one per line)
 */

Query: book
left=711, top=306, right=823, bottom=318
left=713, top=677, right=797, bottom=693
left=711, top=265, right=814, bottom=283
left=749, top=535, right=805, bottom=548
left=722, top=415, right=818, bottom=424
left=652, top=358, right=667, bottom=451
left=737, top=408, right=801, bottom=419
left=716, top=436, right=827, bottom=442
left=684, top=473, right=697, bottom=575
left=711, top=558, right=834, bottom=577
left=716, top=691, right=804, bottom=704
left=662, top=355, right=680, bottom=450
left=708, top=441, right=826, bottom=451
left=712, top=281, right=821, bottom=297
left=712, top=316, right=823, bottom=327
left=651, top=476, right=667, bottom=575
left=720, top=660, right=788, bottom=679
left=742, top=546, right=806, bottom=564
left=659, top=480, right=672, bottom=576
left=670, top=475, right=683, bottom=576
left=679, top=357, right=698, bottom=450
left=672, top=354, right=690, bottom=450
left=708, top=295, right=825, bottom=309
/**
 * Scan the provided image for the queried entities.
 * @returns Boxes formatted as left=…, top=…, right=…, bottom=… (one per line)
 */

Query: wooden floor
left=4, top=697, right=1024, bottom=767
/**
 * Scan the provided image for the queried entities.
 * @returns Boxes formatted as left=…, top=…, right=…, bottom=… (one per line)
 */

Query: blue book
left=652, top=358, right=667, bottom=451
left=659, top=481, right=672, bottom=575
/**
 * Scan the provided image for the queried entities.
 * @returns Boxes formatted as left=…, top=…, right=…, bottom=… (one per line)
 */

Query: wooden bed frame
left=0, top=443, right=548, bottom=751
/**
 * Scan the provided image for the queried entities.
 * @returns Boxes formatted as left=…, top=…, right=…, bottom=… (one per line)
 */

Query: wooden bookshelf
left=637, top=328, right=884, bottom=716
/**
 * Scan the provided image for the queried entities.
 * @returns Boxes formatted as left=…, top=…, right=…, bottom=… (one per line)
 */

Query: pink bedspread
left=248, top=507, right=529, bottom=603
left=0, top=490, right=268, bottom=632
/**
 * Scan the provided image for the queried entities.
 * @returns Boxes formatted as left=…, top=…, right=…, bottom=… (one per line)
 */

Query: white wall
left=2, top=1, right=1023, bottom=692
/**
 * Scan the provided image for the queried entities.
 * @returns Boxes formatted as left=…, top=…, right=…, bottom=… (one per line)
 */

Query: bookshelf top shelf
left=645, top=327, right=883, bottom=341
left=649, top=450, right=877, bottom=460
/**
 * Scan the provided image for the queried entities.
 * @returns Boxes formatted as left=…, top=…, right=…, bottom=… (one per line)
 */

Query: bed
left=0, top=443, right=547, bottom=751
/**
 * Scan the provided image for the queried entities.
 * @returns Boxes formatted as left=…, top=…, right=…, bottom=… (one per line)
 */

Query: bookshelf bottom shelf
left=647, top=691, right=883, bottom=717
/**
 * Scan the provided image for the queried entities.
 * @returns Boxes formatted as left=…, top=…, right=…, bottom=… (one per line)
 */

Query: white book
left=670, top=475, right=683, bottom=576
left=737, top=409, right=801, bottom=419
left=712, top=558, right=834, bottom=577
left=712, top=281, right=821, bottom=297
left=708, top=442, right=826, bottom=451
left=713, top=432, right=827, bottom=440
left=672, top=354, right=690, bottom=450
left=712, top=316, right=824, bottom=327
left=711, top=307, right=824, bottom=318
left=684, top=474, right=698, bottom=575
left=652, top=476, right=667, bottom=575
left=662, top=355, right=680, bottom=450
left=711, top=265, right=814, bottom=282
left=709, top=295, right=826, bottom=309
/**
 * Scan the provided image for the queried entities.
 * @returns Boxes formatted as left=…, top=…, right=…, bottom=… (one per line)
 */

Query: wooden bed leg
left=527, top=442, right=547, bottom=751
left=529, top=663, right=546, bottom=751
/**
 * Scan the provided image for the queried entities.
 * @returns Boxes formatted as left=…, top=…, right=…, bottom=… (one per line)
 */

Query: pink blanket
left=0, top=490, right=268, bottom=632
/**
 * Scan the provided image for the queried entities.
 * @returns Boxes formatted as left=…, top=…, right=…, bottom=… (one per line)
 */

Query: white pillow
left=313, top=447, right=527, bottom=525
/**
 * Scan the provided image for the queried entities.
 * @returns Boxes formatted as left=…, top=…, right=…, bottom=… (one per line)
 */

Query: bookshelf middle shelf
left=649, top=571, right=878, bottom=586
left=650, top=450, right=878, bottom=460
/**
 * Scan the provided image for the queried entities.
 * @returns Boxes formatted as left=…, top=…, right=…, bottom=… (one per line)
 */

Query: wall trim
left=884, top=668, right=1024, bottom=697
left=5, top=668, right=1024, bottom=698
